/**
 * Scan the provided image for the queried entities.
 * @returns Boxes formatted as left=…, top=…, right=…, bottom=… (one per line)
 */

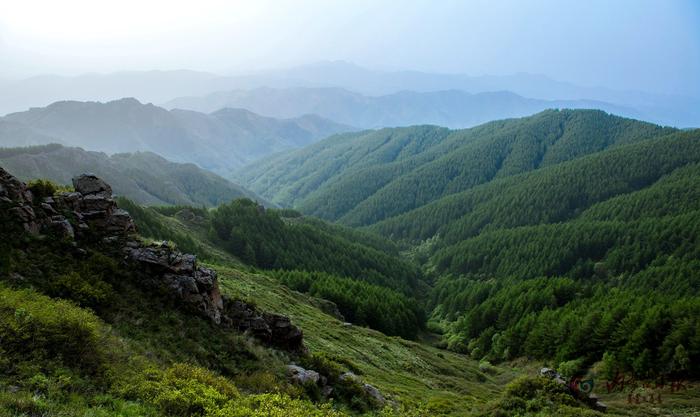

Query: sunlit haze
left=1, top=0, right=699, bottom=96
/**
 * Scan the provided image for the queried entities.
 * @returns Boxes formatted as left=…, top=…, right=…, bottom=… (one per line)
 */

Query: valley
left=1, top=4, right=699, bottom=415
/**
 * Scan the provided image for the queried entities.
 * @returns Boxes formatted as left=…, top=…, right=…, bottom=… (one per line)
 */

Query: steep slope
left=0, top=98, right=353, bottom=176
left=122, top=198, right=426, bottom=338
left=0, top=144, right=264, bottom=207
left=165, top=87, right=637, bottom=129
left=239, top=110, right=675, bottom=224
left=419, top=132, right=700, bottom=380
left=0, top=167, right=520, bottom=417
left=237, top=111, right=700, bottom=386
left=371, top=129, right=700, bottom=244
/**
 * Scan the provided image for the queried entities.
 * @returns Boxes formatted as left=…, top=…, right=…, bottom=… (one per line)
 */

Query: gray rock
left=286, top=365, right=320, bottom=385
left=127, top=244, right=224, bottom=324
left=50, top=218, right=75, bottom=239
left=72, top=173, right=112, bottom=196
left=363, top=383, right=386, bottom=406
left=41, top=202, right=57, bottom=214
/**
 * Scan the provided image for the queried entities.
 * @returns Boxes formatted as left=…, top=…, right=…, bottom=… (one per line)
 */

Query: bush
left=211, top=393, right=345, bottom=417
left=558, top=357, right=586, bottom=379
left=122, top=364, right=239, bottom=416
left=481, top=376, right=602, bottom=417
left=0, top=286, right=105, bottom=376
left=44, top=252, right=117, bottom=308
left=26, top=179, right=58, bottom=201
left=123, top=364, right=347, bottom=417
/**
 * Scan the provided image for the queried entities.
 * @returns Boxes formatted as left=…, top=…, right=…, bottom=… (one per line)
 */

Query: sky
left=1, top=0, right=699, bottom=96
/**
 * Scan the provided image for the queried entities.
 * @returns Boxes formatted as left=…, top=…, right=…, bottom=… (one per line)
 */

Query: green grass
left=215, top=264, right=512, bottom=415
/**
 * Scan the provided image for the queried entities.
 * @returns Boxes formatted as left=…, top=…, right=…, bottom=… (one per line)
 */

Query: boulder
left=286, top=365, right=320, bottom=385
left=49, top=217, right=75, bottom=239
left=363, top=383, right=386, bottom=406
left=339, top=372, right=360, bottom=383
left=72, top=174, right=112, bottom=196
left=264, top=312, right=305, bottom=351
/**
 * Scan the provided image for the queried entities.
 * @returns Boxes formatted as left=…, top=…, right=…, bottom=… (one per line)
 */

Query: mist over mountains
left=0, top=144, right=264, bottom=206
left=1, top=62, right=698, bottom=128
left=165, top=87, right=638, bottom=129
left=0, top=98, right=353, bottom=176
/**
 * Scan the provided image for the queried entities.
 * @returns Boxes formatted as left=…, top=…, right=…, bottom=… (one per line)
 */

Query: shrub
left=0, top=286, right=104, bottom=376
left=122, top=364, right=239, bottom=416
left=44, top=252, right=117, bottom=308
left=481, top=376, right=601, bottom=417
left=26, top=179, right=58, bottom=201
left=557, top=357, right=586, bottom=379
left=211, top=393, right=345, bottom=417
left=123, top=364, right=348, bottom=417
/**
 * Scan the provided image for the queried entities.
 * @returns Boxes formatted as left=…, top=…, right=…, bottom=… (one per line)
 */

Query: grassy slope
left=216, top=265, right=506, bottom=415
left=122, top=201, right=700, bottom=416
left=214, top=265, right=700, bottom=417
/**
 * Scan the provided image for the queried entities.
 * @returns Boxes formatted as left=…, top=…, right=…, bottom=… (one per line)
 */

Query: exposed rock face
left=72, top=173, right=112, bottom=197
left=1, top=167, right=39, bottom=233
left=0, top=167, right=33, bottom=204
left=0, top=167, right=306, bottom=353
left=126, top=244, right=224, bottom=324
left=223, top=297, right=306, bottom=352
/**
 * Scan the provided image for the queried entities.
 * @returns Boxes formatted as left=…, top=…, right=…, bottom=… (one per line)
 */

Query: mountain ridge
left=165, top=87, right=640, bottom=129
left=0, top=143, right=267, bottom=207
left=0, top=98, right=354, bottom=176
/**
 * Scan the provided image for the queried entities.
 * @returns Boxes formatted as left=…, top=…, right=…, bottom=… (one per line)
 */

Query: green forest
left=238, top=110, right=700, bottom=382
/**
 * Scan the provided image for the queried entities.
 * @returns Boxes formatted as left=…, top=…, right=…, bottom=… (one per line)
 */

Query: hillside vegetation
left=0, top=144, right=264, bottom=207
left=238, top=110, right=674, bottom=224
left=238, top=110, right=700, bottom=384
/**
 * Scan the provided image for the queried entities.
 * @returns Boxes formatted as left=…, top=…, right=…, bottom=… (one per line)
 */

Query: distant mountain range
left=0, top=144, right=265, bottom=207
left=165, top=87, right=638, bottom=129
left=2, top=61, right=698, bottom=127
left=0, top=98, right=353, bottom=176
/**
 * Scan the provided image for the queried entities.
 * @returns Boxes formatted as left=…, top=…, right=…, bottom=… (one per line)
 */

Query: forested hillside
left=239, top=110, right=700, bottom=383
left=0, top=144, right=264, bottom=206
left=239, top=110, right=674, bottom=224
left=121, top=198, right=427, bottom=339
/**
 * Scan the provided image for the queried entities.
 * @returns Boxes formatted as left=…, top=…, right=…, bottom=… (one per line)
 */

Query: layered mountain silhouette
left=165, top=87, right=638, bottom=129
left=2, top=62, right=698, bottom=127
left=0, top=98, right=354, bottom=176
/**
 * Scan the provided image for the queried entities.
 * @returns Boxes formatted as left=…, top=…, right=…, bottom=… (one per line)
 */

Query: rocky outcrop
left=1, top=167, right=39, bottom=234
left=126, top=243, right=224, bottom=324
left=72, top=173, right=112, bottom=196
left=0, top=168, right=306, bottom=353
left=223, top=297, right=305, bottom=352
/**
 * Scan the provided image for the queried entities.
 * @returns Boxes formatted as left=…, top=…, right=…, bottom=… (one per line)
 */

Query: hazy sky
left=1, top=0, right=699, bottom=96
